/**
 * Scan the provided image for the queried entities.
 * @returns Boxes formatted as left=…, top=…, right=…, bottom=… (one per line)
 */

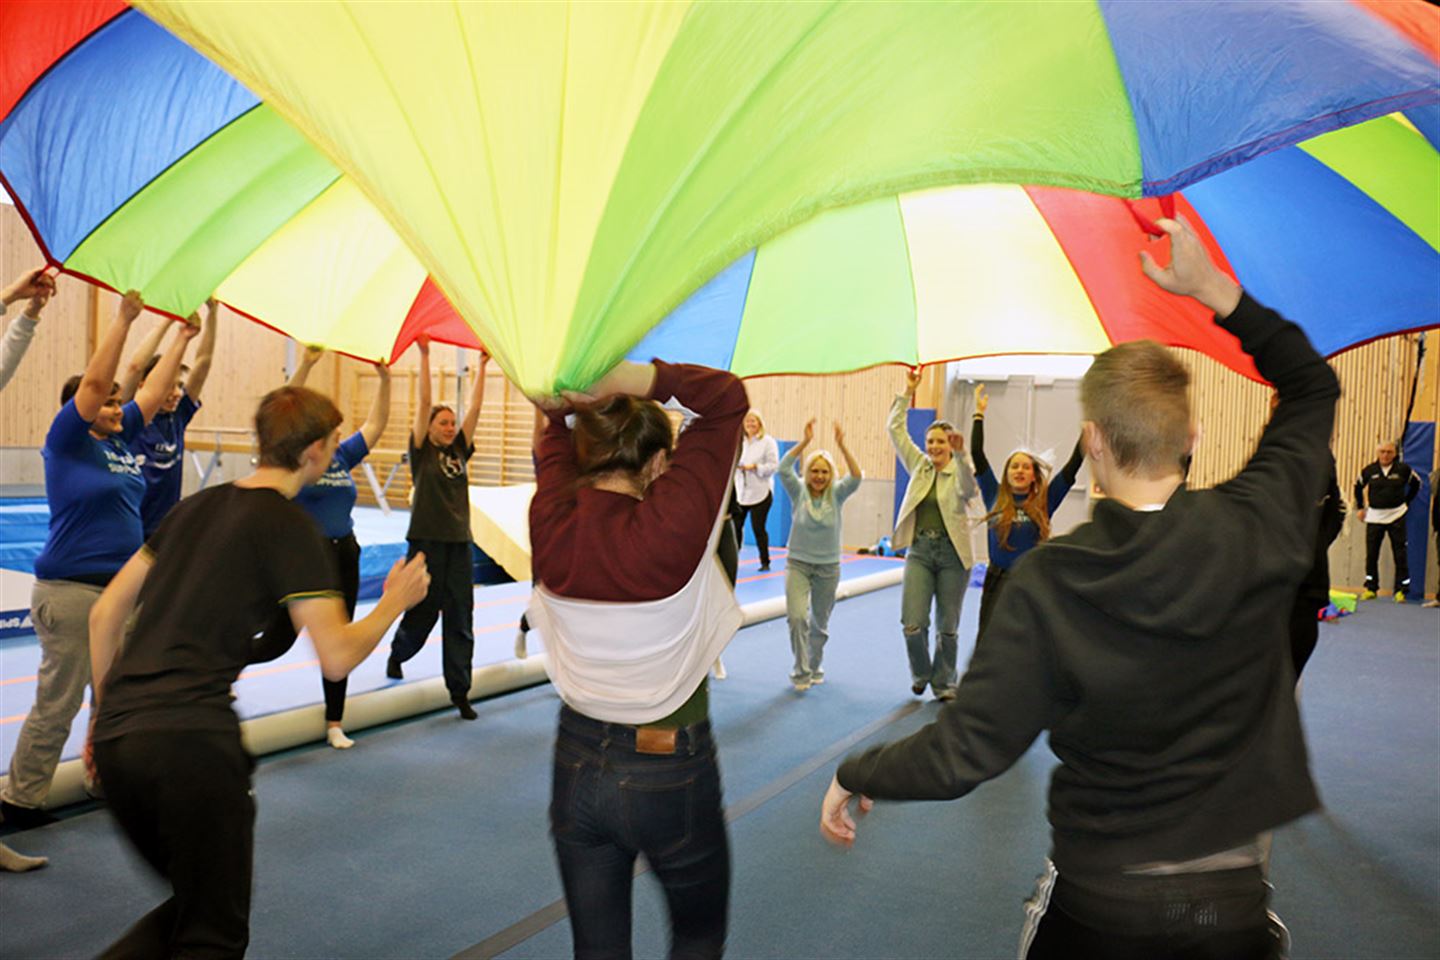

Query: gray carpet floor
left=1, top=589, right=1435, bottom=959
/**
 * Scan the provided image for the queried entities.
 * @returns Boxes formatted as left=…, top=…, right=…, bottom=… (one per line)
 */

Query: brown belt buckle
left=635, top=726, right=678, bottom=755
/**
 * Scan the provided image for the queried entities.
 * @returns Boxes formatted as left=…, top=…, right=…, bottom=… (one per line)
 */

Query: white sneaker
left=514, top=629, right=528, bottom=660
left=792, top=678, right=812, bottom=692
left=327, top=727, right=355, bottom=750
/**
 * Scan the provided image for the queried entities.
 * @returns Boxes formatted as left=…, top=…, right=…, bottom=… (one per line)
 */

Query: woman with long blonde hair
left=972, top=384, right=1082, bottom=635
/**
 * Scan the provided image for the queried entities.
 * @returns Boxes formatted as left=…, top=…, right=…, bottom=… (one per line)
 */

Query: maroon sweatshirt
left=531, top=361, right=747, bottom=602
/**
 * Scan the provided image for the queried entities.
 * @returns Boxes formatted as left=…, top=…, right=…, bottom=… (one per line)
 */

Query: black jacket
left=1299, top=456, right=1345, bottom=601
left=1354, top=460, right=1420, bottom=512
left=838, top=293, right=1338, bottom=877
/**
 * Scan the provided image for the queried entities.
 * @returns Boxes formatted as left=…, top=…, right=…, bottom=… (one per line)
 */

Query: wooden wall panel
left=742, top=366, right=910, bottom=482
left=1177, top=335, right=1424, bottom=495
left=1176, top=333, right=1431, bottom=592
left=2, top=209, right=91, bottom=446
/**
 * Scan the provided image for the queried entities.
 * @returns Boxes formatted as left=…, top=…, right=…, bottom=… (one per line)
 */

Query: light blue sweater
left=779, top=446, right=861, bottom=565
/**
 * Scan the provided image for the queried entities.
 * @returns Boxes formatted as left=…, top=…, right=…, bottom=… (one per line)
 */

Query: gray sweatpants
left=3, top=579, right=102, bottom=810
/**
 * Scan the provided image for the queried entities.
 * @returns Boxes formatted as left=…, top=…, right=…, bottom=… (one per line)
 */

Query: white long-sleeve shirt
left=0, top=301, right=40, bottom=392
left=734, top=433, right=779, bottom=506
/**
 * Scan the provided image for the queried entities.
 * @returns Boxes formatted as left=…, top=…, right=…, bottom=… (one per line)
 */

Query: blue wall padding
left=1402, top=421, right=1434, bottom=598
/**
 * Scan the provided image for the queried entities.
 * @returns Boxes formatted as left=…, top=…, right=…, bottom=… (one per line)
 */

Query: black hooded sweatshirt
left=838, top=293, right=1339, bottom=878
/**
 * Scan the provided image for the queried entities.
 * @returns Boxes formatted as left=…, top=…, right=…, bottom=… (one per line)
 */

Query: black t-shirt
left=92, top=484, right=341, bottom=742
left=407, top=435, right=474, bottom=542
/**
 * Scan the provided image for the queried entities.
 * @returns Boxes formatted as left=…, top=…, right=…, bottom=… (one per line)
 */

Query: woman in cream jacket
left=888, top=367, right=976, bottom=699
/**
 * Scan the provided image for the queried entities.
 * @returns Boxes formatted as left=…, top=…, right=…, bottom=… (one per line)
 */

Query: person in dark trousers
left=528, top=359, right=747, bottom=960
left=821, top=217, right=1339, bottom=960
left=285, top=346, right=393, bottom=747
left=971, top=383, right=1083, bottom=638
left=86, top=385, right=430, bottom=959
left=1354, top=441, right=1421, bottom=601
left=386, top=334, right=488, bottom=719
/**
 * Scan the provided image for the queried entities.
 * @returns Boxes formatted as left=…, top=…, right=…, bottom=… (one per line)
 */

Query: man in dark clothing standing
left=1355, top=443, right=1421, bottom=601
left=820, top=218, right=1339, bottom=960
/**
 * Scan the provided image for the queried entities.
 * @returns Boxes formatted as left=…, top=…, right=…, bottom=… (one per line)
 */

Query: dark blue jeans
left=550, top=705, right=730, bottom=960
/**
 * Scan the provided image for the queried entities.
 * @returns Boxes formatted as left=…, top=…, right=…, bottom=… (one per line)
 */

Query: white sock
left=713, top=657, right=727, bottom=680
left=514, top=629, right=528, bottom=660
left=327, top=727, right=355, bottom=749
left=0, top=842, right=47, bottom=872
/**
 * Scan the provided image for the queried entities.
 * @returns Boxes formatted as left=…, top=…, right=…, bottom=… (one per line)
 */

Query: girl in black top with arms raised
left=385, top=334, right=489, bottom=719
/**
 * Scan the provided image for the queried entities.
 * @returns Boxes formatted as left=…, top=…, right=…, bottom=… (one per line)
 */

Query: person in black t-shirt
left=85, top=385, right=430, bottom=959
left=386, top=334, right=489, bottom=719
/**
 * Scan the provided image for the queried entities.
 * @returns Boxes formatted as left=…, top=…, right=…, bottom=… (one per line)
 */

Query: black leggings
left=730, top=491, right=773, bottom=567
left=321, top=533, right=361, bottom=722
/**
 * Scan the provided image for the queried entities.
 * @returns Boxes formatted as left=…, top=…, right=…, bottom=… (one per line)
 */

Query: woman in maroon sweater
left=529, top=359, right=747, bottom=959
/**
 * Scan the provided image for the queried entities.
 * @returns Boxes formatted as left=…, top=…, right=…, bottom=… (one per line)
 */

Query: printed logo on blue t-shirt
left=137, top=438, right=180, bottom=470
left=103, top=446, right=143, bottom=477
left=313, top=462, right=356, bottom=489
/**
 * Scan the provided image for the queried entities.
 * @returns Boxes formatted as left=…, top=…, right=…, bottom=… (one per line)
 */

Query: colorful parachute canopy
left=126, top=0, right=1437, bottom=392
left=2, top=2, right=1436, bottom=382
left=631, top=113, right=1439, bottom=383
left=0, top=1, right=479, bottom=361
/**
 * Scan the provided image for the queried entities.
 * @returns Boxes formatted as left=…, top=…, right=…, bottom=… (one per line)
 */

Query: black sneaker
left=759, top=564, right=771, bottom=573
left=386, top=658, right=403, bottom=680
left=453, top=698, right=478, bottom=721
left=911, top=682, right=927, bottom=696
left=0, top=801, right=58, bottom=832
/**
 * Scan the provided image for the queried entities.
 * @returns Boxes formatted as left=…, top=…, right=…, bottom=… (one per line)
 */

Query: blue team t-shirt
left=132, top=392, right=199, bottom=536
left=294, top=431, right=370, bottom=538
left=34, top=400, right=147, bottom=581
